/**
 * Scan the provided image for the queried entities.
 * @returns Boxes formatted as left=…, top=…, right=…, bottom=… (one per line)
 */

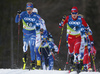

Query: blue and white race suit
left=15, top=11, right=41, bottom=61
left=35, top=18, right=47, bottom=62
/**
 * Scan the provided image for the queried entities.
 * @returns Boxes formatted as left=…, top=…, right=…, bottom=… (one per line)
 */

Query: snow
left=0, top=69, right=100, bottom=74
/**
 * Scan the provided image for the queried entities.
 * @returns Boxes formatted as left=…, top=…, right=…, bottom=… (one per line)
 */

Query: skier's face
left=71, top=12, right=78, bottom=19
left=40, top=31, right=43, bottom=34
left=26, top=7, right=33, bottom=14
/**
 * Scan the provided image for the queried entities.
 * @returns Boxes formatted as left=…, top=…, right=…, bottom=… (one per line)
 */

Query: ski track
left=0, top=69, right=100, bottom=74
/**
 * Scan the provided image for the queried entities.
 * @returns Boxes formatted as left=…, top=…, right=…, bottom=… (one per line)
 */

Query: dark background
left=0, top=0, right=100, bottom=71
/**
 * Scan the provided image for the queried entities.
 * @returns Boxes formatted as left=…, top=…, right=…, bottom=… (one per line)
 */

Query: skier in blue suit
left=32, top=8, right=47, bottom=69
left=48, top=39, right=58, bottom=70
left=40, top=29, right=58, bottom=70
left=15, top=2, right=41, bottom=70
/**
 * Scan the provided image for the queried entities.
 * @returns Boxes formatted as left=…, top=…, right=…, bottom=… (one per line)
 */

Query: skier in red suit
left=59, top=6, right=89, bottom=73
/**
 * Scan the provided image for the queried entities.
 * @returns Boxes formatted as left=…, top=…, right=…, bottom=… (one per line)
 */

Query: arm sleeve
left=81, top=18, right=88, bottom=27
left=81, top=18, right=89, bottom=34
left=59, top=16, right=69, bottom=28
left=40, top=19, right=47, bottom=31
left=36, top=14, right=42, bottom=31
left=81, top=18, right=94, bottom=41
left=15, top=12, right=24, bottom=23
left=63, top=16, right=69, bottom=25
left=88, top=35, right=94, bottom=42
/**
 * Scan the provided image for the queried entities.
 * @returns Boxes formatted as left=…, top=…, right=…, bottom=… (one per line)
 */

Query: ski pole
left=85, top=33, right=91, bottom=70
left=57, top=15, right=66, bottom=54
left=91, top=54, right=96, bottom=72
left=86, top=33, right=96, bottom=72
left=64, top=23, right=69, bottom=70
left=50, top=50, right=55, bottom=60
left=66, top=50, right=69, bottom=69
left=17, top=14, right=20, bottom=65
left=89, top=42, right=96, bottom=72
left=57, top=27, right=64, bottom=54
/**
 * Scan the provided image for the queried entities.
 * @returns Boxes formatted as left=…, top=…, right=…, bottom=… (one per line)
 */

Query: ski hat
left=32, top=8, right=38, bottom=14
left=26, top=2, right=33, bottom=8
left=71, top=6, right=78, bottom=12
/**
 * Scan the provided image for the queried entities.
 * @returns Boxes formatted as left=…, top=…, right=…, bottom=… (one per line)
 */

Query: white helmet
left=32, top=8, right=38, bottom=14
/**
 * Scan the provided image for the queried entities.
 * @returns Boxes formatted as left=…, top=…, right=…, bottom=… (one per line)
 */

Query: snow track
left=0, top=69, right=100, bottom=74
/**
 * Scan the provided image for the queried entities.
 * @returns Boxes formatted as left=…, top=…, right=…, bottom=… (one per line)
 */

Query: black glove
left=17, top=10, right=21, bottom=15
left=62, top=15, right=66, bottom=21
left=51, top=48, right=55, bottom=53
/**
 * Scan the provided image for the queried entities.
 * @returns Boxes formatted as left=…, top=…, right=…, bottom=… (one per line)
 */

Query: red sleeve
left=63, top=16, right=69, bottom=26
left=81, top=18, right=88, bottom=27
left=89, top=35, right=93, bottom=41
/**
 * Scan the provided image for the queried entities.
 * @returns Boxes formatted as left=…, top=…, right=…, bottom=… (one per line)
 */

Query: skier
left=39, top=28, right=50, bottom=69
left=79, top=24, right=86, bottom=71
left=78, top=14, right=96, bottom=71
left=41, top=30, right=58, bottom=70
left=46, top=31, right=58, bottom=70
left=15, top=2, right=41, bottom=70
left=79, top=23, right=90, bottom=71
left=82, top=25, right=96, bottom=71
left=48, top=40, right=58, bottom=70
left=59, top=6, right=89, bottom=73
left=32, top=8, right=47, bottom=69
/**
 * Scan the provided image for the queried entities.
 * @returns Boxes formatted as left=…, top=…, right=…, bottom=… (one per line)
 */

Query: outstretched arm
left=59, top=15, right=69, bottom=28
left=15, top=11, right=24, bottom=23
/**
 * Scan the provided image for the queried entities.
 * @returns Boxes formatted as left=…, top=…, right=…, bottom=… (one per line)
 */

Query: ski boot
left=22, top=52, right=28, bottom=70
left=46, top=65, right=49, bottom=70
left=69, top=64, right=75, bottom=73
left=36, top=60, right=41, bottom=70
left=88, top=68, right=92, bottom=72
left=77, top=64, right=81, bottom=74
left=69, top=55, right=74, bottom=73
left=82, top=64, right=88, bottom=72
left=81, top=66, right=84, bottom=71
left=80, top=59, right=83, bottom=69
left=31, top=61, right=35, bottom=70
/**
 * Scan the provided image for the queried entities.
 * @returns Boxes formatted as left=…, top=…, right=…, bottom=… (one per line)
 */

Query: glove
left=41, top=40, right=44, bottom=44
left=85, top=29, right=89, bottom=33
left=91, top=41, right=94, bottom=46
left=51, top=48, right=55, bottom=53
left=62, top=15, right=66, bottom=21
left=17, top=10, right=21, bottom=15
left=59, top=23, right=62, bottom=26
left=66, top=41, right=68, bottom=47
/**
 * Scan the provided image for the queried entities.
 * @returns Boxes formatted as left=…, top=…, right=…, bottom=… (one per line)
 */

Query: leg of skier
left=42, top=55, right=46, bottom=70
left=49, top=55, right=54, bottom=70
left=83, top=46, right=88, bottom=71
left=68, top=36, right=75, bottom=72
left=29, top=35, right=36, bottom=70
left=36, top=46, right=41, bottom=69
left=79, top=37, right=85, bottom=71
left=42, top=47, right=50, bottom=70
left=35, top=35, right=41, bottom=69
left=87, top=42, right=92, bottom=71
left=74, top=36, right=81, bottom=73
left=22, top=33, right=29, bottom=70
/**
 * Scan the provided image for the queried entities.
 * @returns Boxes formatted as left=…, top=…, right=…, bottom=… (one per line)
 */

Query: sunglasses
left=26, top=9, right=32, bottom=11
left=40, top=29, right=44, bottom=32
left=72, top=12, right=77, bottom=14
